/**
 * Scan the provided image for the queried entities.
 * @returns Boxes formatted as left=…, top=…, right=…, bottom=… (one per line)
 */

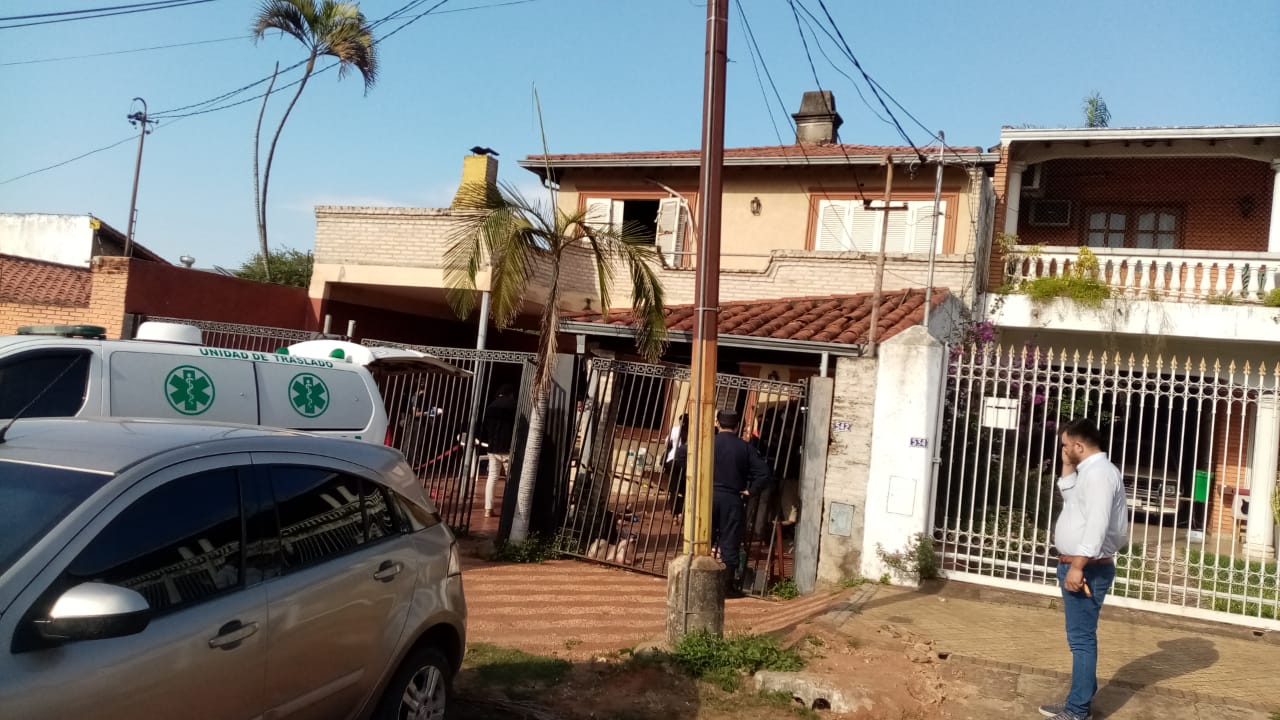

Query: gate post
left=1246, top=393, right=1279, bottom=558
left=794, top=376, right=833, bottom=595
left=860, top=326, right=946, bottom=585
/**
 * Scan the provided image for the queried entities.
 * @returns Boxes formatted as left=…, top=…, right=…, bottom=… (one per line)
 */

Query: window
left=0, top=350, right=91, bottom=419
left=1085, top=206, right=1180, bottom=249
left=0, top=462, right=109, bottom=576
left=66, top=469, right=244, bottom=614
left=814, top=199, right=946, bottom=254
left=584, top=196, right=689, bottom=259
left=268, top=467, right=398, bottom=570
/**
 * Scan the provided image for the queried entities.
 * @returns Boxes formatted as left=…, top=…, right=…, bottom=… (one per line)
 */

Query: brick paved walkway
left=831, top=583, right=1280, bottom=713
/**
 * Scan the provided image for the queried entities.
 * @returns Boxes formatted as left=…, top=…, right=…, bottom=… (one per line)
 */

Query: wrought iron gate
left=559, top=358, right=808, bottom=596
left=363, top=340, right=534, bottom=535
left=935, top=344, right=1280, bottom=628
left=139, top=316, right=315, bottom=352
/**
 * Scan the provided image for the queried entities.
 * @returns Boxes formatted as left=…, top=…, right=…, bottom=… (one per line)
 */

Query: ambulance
left=0, top=321, right=466, bottom=444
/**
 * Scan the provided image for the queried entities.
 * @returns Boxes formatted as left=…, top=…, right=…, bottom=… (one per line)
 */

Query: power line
left=804, top=0, right=926, bottom=163
left=150, top=0, right=535, bottom=121
left=0, top=135, right=135, bottom=185
left=0, top=34, right=249, bottom=67
left=0, top=0, right=218, bottom=30
left=0, top=0, right=207, bottom=21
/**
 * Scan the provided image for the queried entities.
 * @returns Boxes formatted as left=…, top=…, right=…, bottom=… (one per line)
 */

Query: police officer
left=712, top=409, right=773, bottom=598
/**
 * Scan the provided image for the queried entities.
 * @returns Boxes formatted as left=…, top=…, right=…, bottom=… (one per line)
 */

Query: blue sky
left=1, top=0, right=1277, bottom=269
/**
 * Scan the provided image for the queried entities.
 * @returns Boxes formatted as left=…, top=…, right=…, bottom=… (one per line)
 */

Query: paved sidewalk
left=828, top=582, right=1280, bottom=716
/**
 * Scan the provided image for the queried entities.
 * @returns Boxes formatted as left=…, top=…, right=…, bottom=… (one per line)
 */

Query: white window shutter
left=585, top=198, right=614, bottom=230
left=656, top=197, right=681, bottom=256
left=815, top=200, right=850, bottom=251
left=908, top=200, right=947, bottom=254
left=848, top=201, right=878, bottom=252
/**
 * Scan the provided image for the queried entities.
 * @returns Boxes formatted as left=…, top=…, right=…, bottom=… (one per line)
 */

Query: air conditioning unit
left=1028, top=199, right=1071, bottom=228
left=1020, top=163, right=1045, bottom=196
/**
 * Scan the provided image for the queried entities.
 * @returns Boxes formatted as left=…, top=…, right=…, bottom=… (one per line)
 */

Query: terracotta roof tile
left=528, top=143, right=982, bottom=164
left=567, top=288, right=950, bottom=347
left=0, top=254, right=92, bottom=306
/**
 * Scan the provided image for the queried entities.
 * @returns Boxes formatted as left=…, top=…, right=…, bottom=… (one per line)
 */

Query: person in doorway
left=481, top=384, right=517, bottom=519
left=666, top=414, right=689, bottom=521
left=711, top=410, right=773, bottom=598
left=1038, top=418, right=1128, bottom=720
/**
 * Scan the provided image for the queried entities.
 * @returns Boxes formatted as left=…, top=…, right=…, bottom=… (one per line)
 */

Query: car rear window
left=0, top=461, right=110, bottom=576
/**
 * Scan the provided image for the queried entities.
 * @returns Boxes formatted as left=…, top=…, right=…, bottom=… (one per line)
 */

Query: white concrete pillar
left=1268, top=160, right=1280, bottom=253
left=1246, top=395, right=1278, bottom=558
left=1003, top=161, right=1027, bottom=237
left=860, top=326, right=945, bottom=585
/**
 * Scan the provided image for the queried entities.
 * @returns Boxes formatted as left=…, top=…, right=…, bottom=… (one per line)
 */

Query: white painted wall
left=816, top=356, right=878, bottom=584
left=0, top=214, right=93, bottom=267
left=860, top=325, right=946, bottom=585
left=992, top=294, right=1280, bottom=345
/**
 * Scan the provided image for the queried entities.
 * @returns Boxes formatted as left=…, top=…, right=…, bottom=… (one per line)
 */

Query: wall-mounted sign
left=981, top=396, right=1020, bottom=431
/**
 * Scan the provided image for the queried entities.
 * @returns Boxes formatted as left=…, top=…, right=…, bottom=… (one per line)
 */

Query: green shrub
left=671, top=632, right=804, bottom=692
left=1263, top=288, right=1280, bottom=307
left=769, top=579, right=800, bottom=600
left=492, top=534, right=563, bottom=563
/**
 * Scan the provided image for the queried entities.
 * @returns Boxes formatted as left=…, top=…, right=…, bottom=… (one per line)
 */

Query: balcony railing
left=1005, top=246, right=1280, bottom=303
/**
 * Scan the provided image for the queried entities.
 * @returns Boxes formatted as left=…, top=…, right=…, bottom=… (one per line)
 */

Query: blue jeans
left=1057, top=561, right=1116, bottom=717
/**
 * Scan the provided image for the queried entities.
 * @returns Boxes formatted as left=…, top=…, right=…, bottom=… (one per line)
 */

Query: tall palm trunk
left=258, top=51, right=317, bottom=257
left=508, top=260, right=562, bottom=544
left=252, top=62, right=280, bottom=281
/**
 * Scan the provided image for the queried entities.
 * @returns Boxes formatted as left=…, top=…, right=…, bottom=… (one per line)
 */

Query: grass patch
left=1116, top=546, right=1278, bottom=620
left=1205, top=293, right=1238, bottom=306
left=670, top=632, right=805, bottom=692
left=463, top=643, right=572, bottom=690
left=491, top=534, right=563, bottom=563
left=770, top=578, right=800, bottom=599
left=838, top=575, right=871, bottom=589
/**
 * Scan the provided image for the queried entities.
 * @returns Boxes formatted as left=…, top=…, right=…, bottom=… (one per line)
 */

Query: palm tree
left=253, top=0, right=377, bottom=278
left=445, top=182, right=669, bottom=544
left=1082, top=92, right=1111, bottom=128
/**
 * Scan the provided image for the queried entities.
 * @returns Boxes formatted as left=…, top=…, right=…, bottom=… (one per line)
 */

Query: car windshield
left=0, top=461, right=111, bottom=577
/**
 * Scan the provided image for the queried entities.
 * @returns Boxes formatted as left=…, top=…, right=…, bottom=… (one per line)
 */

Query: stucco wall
left=816, top=355, right=878, bottom=584
left=0, top=214, right=94, bottom=267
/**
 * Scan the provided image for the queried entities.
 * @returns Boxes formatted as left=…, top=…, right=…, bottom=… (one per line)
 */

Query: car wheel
left=376, top=646, right=452, bottom=720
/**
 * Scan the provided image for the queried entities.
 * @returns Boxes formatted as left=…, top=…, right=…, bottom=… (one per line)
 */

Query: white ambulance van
left=0, top=322, right=466, bottom=444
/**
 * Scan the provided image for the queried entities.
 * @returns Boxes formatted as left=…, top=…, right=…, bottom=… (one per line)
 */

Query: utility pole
left=667, top=0, right=728, bottom=644
left=923, top=131, right=945, bottom=328
left=867, top=155, right=899, bottom=356
left=125, top=97, right=156, bottom=258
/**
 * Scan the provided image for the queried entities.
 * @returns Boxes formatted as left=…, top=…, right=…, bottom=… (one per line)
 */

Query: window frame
left=807, top=192, right=958, bottom=254
left=0, top=347, right=93, bottom=419
left=1082, top=204, right=1183, bottom=250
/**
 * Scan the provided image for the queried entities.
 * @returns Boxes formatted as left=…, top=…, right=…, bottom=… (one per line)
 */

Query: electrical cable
left=0, top=0, right=217, bottom=30
left=0, top=35, right=250, bottom=67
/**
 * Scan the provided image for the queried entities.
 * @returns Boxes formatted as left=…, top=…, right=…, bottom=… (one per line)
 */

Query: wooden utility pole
left=668, top=0, right=728, bottom=644
left=686, top=0, right=728, bottom=558
left=867, top=155, right=898, bottom=355
left=124, top=97, right=154, bottom=258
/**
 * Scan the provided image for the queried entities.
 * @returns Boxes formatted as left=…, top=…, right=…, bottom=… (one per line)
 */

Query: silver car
left=0, top=417, right=465, bottom=720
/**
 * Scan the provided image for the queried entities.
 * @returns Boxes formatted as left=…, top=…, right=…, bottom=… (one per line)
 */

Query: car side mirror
left=33, top=582, right=152, bottom=643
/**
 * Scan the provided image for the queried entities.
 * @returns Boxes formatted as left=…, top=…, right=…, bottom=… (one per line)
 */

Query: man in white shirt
left=1039, top=418, right=1128, bottom=720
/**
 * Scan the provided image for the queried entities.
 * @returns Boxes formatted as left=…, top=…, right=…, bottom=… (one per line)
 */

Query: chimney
left=451, top=151, right=499, bottom=209
left=792, top=90, right=842, bottom=145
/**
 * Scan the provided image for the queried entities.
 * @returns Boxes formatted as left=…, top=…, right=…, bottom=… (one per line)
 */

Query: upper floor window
left=814, top=199, right=945, bottom=254
left=1085, top=206, right=1180, bottom=250
left=584, top=196, right=690, bottom=261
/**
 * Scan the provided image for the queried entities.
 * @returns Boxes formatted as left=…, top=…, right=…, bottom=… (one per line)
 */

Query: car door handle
left=208, top=620, right=259, bottom=650
left=373, top=560, right=404, bottom=582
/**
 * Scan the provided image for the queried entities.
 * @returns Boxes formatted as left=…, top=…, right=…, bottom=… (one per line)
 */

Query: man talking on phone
left=1040, top=418, right=1128, bottom=720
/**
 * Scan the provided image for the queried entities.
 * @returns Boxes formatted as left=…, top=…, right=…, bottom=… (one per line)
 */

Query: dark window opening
left=621, top=200, right=660, bottom=244
left=0, top=350, right=91, bottom=418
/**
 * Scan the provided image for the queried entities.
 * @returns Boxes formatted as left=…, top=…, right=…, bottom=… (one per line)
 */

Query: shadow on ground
left=1094, top=637, right=1220, bottom=716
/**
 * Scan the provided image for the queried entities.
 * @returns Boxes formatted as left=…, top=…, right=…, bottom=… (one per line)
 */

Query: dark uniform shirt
left=713, top=430, right=773, bottom=495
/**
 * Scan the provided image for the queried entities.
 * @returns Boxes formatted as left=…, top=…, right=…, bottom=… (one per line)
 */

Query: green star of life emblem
left=290, top=373, right=329, bottom=418
left=166, top=365, right=215, bottom=416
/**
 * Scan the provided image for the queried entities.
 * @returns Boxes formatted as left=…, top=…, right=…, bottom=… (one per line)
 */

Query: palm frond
left=317, top=3, right=377, bottom=90
left=253, top=0, right=314, bottom=45
left=443, top=183, right=543, bottom=328
left=608, top=239, right=670, bottom=362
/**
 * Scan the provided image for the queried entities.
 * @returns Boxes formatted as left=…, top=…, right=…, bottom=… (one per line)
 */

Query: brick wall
left=1209, top=402, right=1253, bottom=535
left=816, top=356, right=878, bottom=584
left=0, top=256, right=130, bottom=337
left=315, top=206, right=458, bottom=268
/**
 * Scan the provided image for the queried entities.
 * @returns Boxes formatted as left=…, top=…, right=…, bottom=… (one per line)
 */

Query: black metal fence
left=363, top=340, right=534, bottom=535
left=559, top=358, right=808, bottom=596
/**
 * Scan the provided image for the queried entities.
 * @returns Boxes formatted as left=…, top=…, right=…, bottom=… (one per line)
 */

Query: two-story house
left=933, top=125, right=1280, bottom=628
